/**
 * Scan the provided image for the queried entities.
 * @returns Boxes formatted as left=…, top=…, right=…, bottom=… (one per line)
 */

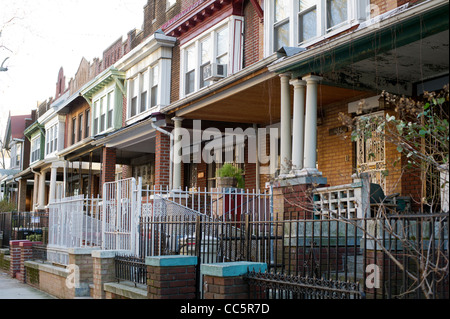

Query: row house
left=0, top=112, right=35, bottom=211
left=3, top=0, right=448, bottom=216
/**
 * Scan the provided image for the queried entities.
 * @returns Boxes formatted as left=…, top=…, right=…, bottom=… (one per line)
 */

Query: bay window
left=127, top=64, right=160, bottom=119
left=92, top=87, right=115, bottom=135
left=265, top=0, right=368, bottom=55
left=180, top=16, right=242, bottom=97
left=274, top=0, right=290, bottom=51
left=31, top=136, right=41, bottom=163
left=46, top=124, right=58, bottom=155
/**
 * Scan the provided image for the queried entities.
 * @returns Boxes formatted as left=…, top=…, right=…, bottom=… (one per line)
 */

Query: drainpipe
left=151, top=118, right=173, bottom=191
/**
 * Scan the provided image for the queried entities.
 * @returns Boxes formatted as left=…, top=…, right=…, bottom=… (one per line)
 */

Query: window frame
left=180, top=18, right=235, bottom=98
left=31, top=135, right=41, bottom=164
left=265, top=0, right=368, bottom=56
left=92, top=86, right=115, bottom=136
left=127, top=63, right=160, bottom=120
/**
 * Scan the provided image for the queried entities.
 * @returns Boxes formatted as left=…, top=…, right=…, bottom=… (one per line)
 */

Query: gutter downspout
left=151, top=120, right=174, bottom=191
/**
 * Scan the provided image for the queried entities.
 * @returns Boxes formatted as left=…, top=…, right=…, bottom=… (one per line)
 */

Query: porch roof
left=268, top=0, right=449, bottom=82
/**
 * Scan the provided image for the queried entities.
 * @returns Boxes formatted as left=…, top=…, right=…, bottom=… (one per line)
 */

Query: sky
left=0, top=0, right=147, bottom=140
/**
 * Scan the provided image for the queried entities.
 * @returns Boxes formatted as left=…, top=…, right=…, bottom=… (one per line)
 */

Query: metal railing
left=114, top=254, right=147, bottom=286
left=47, top=195, right=102, bottom=264
left=0, top=211, right=48, bottom=247
left=140, top=212, right=449, bottom=299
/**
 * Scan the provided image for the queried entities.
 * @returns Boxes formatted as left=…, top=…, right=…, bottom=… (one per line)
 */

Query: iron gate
left=102, top=178, right=142, bottom=255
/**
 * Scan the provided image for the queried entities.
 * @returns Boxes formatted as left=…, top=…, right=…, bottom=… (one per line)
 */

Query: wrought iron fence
left=114, top=254, right=148, bottom=286
left=0, top=211, right=49, bottom=247
left=140, top=212, right=449, bottom=299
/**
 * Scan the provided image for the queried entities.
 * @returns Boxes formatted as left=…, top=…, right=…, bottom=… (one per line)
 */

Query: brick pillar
left=102, top=147, right=117, bottom=186
left=201, top=262, right=267, bottom=299
left=9, top=240, right=29, bottom=278
left=16, top=241, right=35, bottom=282
left=146, top=256, right=198, bottom=299
left=68, top=248, right=97, bottom=298
left=155, top=130, right=171, bottom=189
left=92, top=250, right=125, bottom=299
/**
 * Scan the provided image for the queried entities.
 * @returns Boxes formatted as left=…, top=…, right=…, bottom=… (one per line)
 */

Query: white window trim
left=126, top=62, right=161, bottom=124
left=45, top=123, right=58, bottom=156
left=30, top=135, right=41, bottom=164
left=179, top=16, right=244, bottom=99
left=264, top=0, right=369, bottom=57
left=92, top=85, right=116, bottom=136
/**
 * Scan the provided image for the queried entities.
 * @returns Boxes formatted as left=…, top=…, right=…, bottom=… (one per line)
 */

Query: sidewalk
left=0, top=271, right=56, bottom=299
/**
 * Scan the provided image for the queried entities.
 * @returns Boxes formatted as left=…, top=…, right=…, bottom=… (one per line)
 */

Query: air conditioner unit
left=204, top=63, right=227, bottom=82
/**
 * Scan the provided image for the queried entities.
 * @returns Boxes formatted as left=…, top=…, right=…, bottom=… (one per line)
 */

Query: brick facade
left=101, top=147, right=117, bottom=187
left=155, top=130, right=171, bottom=188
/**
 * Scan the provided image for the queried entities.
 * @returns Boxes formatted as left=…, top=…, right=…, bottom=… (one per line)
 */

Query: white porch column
left=172, top=117, right=184, bottom=190
left=279, top=73, right=292, bottom=175
left=290, top=79, right=306, bottom=175
left=302, top=74, right=323, bottom=175
left=32, top=173, right=38, bottom=210
left=38, top=169, right=47, bottom=209
left=49, top=165, right=58, bottom=204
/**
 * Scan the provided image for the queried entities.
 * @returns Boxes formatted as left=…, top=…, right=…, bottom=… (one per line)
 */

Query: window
left=85, top=109, right=90, bottom=138
left=140, top=70, right=149, bottom=113
left=185, top=44, right=196, bottom=95
left=130, top=77, right=138, bottom=117
left=299, top=0, right=317, bottom=43
left=151, top=65, right=159, bottom=108
left=47, top=124, right=58, bottom=154
left=15, top=143, right=22, bottom=168
left=100, top=96, right=106, bottom=133
left=274, top=0, right=290, bottom=51
left=92, top=88, right=115, bottom=134
left=107, top=92, right=113, bottom=129
left=78, top=114, right=83, bottom=142
left=181, top=19, right=239, bottom=97
left=93, top=101, right=99, bottom=135
left=266, top=0, right=364, bottom=55
left=31, top=136, right=41, bottom=163
left=326, top=0, right=348, bottom=30
left=127, top=66, right=159, bottom=119
left=72, top=117, right=77, bottom=145
left=200, top=37, right=212, bottom=89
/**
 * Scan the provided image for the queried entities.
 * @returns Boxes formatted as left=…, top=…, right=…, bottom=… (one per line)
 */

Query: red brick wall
left=243, top=0, right=263, bottom=68
left=155, top=130, right=171, bottom=188
left=102, top=147, right=117, bottom=187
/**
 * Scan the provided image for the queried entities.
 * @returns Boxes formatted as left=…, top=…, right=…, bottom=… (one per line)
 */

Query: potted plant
left=217, top=163, right=245, bottom=189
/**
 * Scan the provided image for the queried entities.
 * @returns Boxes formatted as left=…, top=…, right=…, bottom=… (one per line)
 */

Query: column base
left=275, top=168, right=327, bottom=187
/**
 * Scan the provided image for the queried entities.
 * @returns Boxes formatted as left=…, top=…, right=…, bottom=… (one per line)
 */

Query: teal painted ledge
left=145, top=255, right=198, bottom=267
left=201, top=262, right=267, bottom=278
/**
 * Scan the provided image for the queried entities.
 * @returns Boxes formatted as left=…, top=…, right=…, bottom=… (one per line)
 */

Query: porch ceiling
left=176, top=75, right=370, bottom=126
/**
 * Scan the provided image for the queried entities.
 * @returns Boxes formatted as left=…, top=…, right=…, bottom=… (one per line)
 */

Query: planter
left=217, top=177, right=237, bottom=189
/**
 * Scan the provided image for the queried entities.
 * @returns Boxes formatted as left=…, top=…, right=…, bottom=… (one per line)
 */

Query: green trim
left=145, top=255, right=198, bottom=267
left=81, top=67, right=126, bottom=101
left=24, top=121, right=45, bottom=141
left=275, top=3, right=449, bottom=77
left=200, top=262, right=267, bottom=277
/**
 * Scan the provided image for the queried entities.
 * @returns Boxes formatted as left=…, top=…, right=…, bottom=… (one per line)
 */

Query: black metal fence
left=114, top=254, right=148, bottom=286
left=139, top=213, right=449, bottom=299
left=0, top=212, right=49, bottom=248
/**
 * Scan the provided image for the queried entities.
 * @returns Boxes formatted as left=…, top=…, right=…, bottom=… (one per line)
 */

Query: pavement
left=0, top=271, right=56, bottom=299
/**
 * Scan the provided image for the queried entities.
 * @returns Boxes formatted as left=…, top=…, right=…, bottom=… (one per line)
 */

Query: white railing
left=102, top=178, right=141, bottom=255
left=140, top=185, right=273, bottom=222
left=47, top=195, right=102, bottom=264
